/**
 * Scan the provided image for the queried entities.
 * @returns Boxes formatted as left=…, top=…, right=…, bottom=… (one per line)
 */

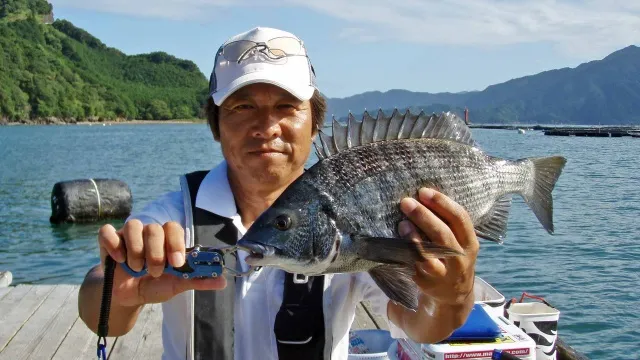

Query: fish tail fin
left=523, top=156, right=567, bottom=234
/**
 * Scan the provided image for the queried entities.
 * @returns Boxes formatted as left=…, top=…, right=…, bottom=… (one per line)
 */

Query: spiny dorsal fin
left=361, top=110, right=376, bottom=145
left=331, top=115, right=349, bottom=153
left=347, top=112, right=361, bottom=150
left=314, top=109, right=475, bottom=159
left=385, top=108, right=401, bottom=140
left=373, top=108, right=389, bottom=141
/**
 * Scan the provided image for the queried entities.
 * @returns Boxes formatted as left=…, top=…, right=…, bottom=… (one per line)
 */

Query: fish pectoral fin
left=357, top=235, right=464, bottom=265
left=369, top=265, right=419, bottom=311
left=474, top=194, right=512, bottom=244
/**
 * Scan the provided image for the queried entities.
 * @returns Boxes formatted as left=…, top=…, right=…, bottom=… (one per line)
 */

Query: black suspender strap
left=274, top=273, right=326, bottom=360
left=184, top=171, right=238, bottom=360
left=183, top=168, right=327, bottom=360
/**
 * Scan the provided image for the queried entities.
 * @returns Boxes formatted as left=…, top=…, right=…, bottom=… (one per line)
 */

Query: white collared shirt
left=128, top=161, right=406, bottom=360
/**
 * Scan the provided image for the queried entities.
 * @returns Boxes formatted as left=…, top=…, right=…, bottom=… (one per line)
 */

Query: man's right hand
left=98, top=219, right=227, bottom=307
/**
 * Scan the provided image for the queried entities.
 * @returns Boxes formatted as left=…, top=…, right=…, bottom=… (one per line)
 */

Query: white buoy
left=518, top=128, right=526, bottom=134
left=0, top=271, right=12, bottom=288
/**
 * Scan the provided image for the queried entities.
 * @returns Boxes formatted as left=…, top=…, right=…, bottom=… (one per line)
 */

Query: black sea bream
left=237, top=109, right=566, bottom=310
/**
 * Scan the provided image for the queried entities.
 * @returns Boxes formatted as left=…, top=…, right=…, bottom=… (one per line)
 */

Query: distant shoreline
left=1, top=119, right=207, bottom=126
left=4, top=119, right=639, bottom=129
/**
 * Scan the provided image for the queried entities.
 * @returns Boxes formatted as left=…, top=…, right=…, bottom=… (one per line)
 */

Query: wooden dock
left=0, top=284, right=387, bottom=360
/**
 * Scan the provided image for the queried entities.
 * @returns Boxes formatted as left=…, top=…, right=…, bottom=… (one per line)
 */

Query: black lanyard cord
left=97, top=255, right=116, bottom=360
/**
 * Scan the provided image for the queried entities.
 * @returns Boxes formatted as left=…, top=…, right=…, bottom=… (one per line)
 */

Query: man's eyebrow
left=279, top=92, right=300, bottom=102
left=226, top=91, right=252, bottom=102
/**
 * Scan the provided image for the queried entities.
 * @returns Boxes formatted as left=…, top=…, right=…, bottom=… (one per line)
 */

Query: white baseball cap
left=209, top=27, right=318, bottom=106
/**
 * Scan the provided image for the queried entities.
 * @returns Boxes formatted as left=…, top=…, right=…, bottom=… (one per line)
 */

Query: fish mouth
left=236, top=240, right=277, bottom=266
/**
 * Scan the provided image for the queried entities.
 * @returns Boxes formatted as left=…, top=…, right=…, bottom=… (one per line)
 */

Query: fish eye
left=274, top=214, right=292, bottom=231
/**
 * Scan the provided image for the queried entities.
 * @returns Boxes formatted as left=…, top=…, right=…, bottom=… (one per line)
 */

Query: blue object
left=492, top=349, right=524, bottom=360
left=120, top=245, right=225, bottom=279
left=445, top=304, right=502, bottom=341
left=97, top=343, right=106, bottom=360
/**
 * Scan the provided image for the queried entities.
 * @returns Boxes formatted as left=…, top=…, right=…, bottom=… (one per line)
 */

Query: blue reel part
left=120, top=245, right=225, bottom=279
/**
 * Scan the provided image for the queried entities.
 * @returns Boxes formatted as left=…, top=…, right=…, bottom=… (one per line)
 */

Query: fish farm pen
left=468, top=124, right=640, bottom=137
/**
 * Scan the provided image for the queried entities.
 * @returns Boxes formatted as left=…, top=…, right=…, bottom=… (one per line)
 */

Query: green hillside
left=0, top=0, right=208, bottom=123
left=0, top=0, right=52, bottom=22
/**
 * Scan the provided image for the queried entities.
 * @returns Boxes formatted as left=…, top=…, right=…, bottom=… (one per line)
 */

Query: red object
left=517, top=292, right=556, bottom=309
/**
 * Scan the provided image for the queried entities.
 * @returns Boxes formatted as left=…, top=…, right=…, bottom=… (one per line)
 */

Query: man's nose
left=252, top=108, right=282, bottom=139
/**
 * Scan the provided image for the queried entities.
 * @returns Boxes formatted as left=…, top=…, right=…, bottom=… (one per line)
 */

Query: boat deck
left=0, top=284, right=387, bottom=359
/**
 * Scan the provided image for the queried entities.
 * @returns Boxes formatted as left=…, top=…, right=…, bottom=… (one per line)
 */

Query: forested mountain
left=2, top=0, right=638, bottom=125
left=0, top=0, right=208, bottom=123
left=326, top=46, right=640, bottom=125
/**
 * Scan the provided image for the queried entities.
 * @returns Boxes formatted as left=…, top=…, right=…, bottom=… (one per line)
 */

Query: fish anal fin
left=369, top=265, right=419, bottom=311
left=475, top=195, right=513, bottom=243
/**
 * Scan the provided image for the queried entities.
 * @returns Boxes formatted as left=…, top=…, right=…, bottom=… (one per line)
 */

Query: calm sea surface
left=1, top=124, right=638, bottom=358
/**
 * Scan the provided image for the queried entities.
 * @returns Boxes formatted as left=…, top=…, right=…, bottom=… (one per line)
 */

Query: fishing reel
left=120, top=244, right=260, bottom=279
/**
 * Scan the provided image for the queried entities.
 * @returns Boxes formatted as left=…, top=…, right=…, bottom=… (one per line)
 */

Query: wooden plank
left=107, top=304, right=162, bottom=359
left=51, top=307, right=117, bottom=360
left=352, top=303, right=378, bottom=330
left=361, top=301, right=389, bottom=331
left=0, top=285, right=78, bottom=360
left=0, top=285, right=56, bottom=353
left=131, top=303, right=165, bottom=359
left=0, top=285, right=32, bottom=315
left=0, top=286, right=13, bottom=301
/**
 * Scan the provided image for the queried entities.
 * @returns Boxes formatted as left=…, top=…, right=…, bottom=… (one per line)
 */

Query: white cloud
left=287, top=0, right=640, bottom=57
left=50, top=0, right=240, bottom=20
left=51, top=0, right=640, bottom=57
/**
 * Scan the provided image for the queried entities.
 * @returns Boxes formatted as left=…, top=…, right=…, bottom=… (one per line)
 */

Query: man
left=78, top=27, right=479, bottom=360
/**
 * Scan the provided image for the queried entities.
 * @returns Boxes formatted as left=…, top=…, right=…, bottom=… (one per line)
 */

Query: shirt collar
left=194, top=160, right=238, bottom=219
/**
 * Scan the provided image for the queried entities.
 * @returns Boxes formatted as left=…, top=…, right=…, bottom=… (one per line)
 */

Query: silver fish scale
left=304, top=138, right=531, bottom=242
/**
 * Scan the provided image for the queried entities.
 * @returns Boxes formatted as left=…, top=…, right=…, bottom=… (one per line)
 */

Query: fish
left=236, top=109, right=566, bottom=311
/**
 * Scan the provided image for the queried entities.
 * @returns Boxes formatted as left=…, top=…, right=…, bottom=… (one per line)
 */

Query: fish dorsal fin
left=361, top=110, right=377, bottom=145
left=314, top=109, right=476, bottom=159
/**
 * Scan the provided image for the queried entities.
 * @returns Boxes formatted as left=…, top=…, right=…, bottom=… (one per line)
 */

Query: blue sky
left=49, top=0, right=640, bottom=99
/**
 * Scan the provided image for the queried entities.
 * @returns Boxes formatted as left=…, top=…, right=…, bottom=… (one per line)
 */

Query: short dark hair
left=204, top=90, right=327, bottom=141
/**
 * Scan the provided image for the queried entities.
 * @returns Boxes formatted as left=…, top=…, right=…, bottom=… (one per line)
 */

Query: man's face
left=218, top=83, right=315, bottom=185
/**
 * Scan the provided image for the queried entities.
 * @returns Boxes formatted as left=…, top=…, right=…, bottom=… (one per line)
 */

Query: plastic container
left=393, top=304, right=536, bottom=360
left=348, top=329, right=394, bottom=359
left=506, top=302, right=560, bottom=360
left=473, top=276, right=506, bottom=318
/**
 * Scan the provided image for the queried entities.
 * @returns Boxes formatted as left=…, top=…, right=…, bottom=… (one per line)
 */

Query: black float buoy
left=50, top=179, right=133, bottom=224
